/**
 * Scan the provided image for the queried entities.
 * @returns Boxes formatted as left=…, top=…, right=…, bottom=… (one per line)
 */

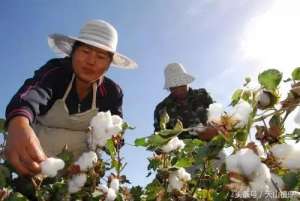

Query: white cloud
left=241, top=0, right=300, bottom=75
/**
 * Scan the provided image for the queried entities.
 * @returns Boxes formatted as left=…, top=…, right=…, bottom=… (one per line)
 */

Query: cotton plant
left=40, top=157, right=65, bottom=177
left=88, top=111, right=123, bottom=149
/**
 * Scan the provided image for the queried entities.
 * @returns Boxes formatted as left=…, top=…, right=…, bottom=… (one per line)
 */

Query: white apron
left=32, top=74, right=98, bottom=158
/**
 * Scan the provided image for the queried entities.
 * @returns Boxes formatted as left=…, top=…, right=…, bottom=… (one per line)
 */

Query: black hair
left=70, top=41, right=83, bottom=57
left=69, top=41, right=114, bottom=61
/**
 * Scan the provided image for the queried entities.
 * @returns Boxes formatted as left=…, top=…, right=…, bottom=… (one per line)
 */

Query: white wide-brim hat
left=164, top=63, right=195, bottom=89
left=48, top=19, right=137, bottom=69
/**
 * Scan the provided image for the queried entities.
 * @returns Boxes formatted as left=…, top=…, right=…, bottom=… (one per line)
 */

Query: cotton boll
left=161, top=142, right=173, bottom=153
left=75, top=151, right=98, bottom=171
left=294, top=108, right=300, bottom=125
left=238, top=148, right=261, bottom=177
left=99, top=184, right=109, bottom=193
left=71, top=173, right=87, bottom=187
left=68, top=184, right=81, bottom=194
left=68, top=173, right=87, bottom=194
left=249, top=178, right=269, bottom=194
left=252, top=163, right=271, bottom=182
left=270, top=173, right=285, bottom=191
left=225, top=154, right=240, bottom=173
left=110, top=178, right=120, bottom=192
left=111, top=115, right=123, bottom=129
left=176, top=168, right=191, bottom=181
left=105, top=188, right=117, bottom=201
left=90, top=112, right=112, bottom=137
left=231, top=101, right=252, bottom=128
left=256, top=144, right=267, bottom=159
left=161, top=137, right=185, bottom=153
left=281, top=155, right=300, bottom=170
left=168, top=173, right=183, bottom=192
left=41, top=157, right=65, bottom=177
left=208, top=103, right=224, bottom=124
left=255, top=91, right=271, bottom=107
left=89, top=111, right=124, bottom=149
left=270, top=144, right=294, bottom=160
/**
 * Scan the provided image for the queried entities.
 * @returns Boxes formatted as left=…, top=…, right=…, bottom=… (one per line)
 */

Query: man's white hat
left=48, top=19, right=137, bottom=69
left=164, top=63, right=195, bottom=89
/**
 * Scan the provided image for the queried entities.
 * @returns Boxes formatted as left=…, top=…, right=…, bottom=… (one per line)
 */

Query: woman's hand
left=5, top=116, right=47, bottom=176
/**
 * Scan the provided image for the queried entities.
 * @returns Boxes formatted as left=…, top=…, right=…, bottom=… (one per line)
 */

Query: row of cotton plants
left=0, top=111, right=137, bottom=200
left=134, top=68, right=300, bottom=200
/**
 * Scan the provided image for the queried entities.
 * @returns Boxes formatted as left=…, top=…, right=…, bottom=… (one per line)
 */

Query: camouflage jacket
left=154, top=88, right=213, bottom=139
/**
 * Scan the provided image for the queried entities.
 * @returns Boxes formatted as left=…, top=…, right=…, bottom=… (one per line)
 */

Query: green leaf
left=269, top=114, right=281, bottom=127
left=292, top=67, right=300, bottom=80
left=122, top=122, right=135, bottom=130
left=159, top=110, right=169, bottom=130
left=106, top=139, right=116, bottom=158
left=134, top=137, right=148, bottom=147
left=175, top=157, right=194, bottom=168
left=286, top=128, right=300, bottom=142
left=0, top=165, right=10, bottom=187
left=0, top=118, right=5, bottom=133
left=6, top=192, right=30, bottom=201
left=174, top=119, right=183, bottom=130
left=144, top=179, right=164, bottom=200
left=258, top=69, right=282, bottom=91
left=235, top=130, right=248, bottom=142
left=241, top=90, right=252, bottom=101
left=183, top=139, right=204, bottom=152
left=231, top=89, right=242, bottom=105
left=56, top=146, right=74, bottom=167
left=147, top=134, right=170, bottom=147
left=158, top=129, right=182, bottom=138
left=147, top=158, right=161, bottom=171
left=282, top=172, right=299, bottom=190
left=111, top=159, right=121, bottom=172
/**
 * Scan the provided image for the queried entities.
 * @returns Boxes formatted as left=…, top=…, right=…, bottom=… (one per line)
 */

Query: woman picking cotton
left=4, top=19, right=137, bottom=176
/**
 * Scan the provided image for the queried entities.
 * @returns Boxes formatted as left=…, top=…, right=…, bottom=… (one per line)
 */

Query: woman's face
left=170, top=85, right=188, bottom=100
left=72, top=44, right=112, bottom=84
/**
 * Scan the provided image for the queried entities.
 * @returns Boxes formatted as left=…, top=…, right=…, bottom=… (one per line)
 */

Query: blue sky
left=1, top=0, right=300, bottom=187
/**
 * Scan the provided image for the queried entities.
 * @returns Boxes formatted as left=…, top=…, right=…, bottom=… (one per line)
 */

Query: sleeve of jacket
left=5, top=59, right=63, bottom=127
left=153, top=102, right=165, bottom=132
left=111, top=88, right=123, bottom=118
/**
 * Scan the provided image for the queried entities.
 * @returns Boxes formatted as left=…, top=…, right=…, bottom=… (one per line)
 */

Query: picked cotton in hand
left=41, top=157, right=65, bottom=177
